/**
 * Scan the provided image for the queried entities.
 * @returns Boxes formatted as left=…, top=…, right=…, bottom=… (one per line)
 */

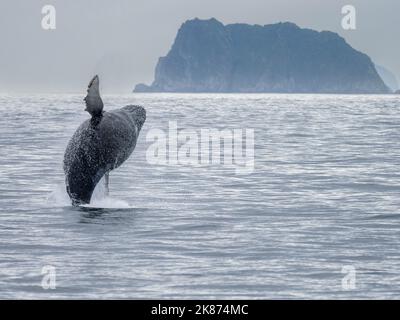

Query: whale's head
left=123, top=105, right=146, bottom=131
left=84, top=75, right=104, bottom=117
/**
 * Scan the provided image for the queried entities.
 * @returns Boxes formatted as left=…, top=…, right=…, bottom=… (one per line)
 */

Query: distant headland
left=134, top=18, right=390, bottom=94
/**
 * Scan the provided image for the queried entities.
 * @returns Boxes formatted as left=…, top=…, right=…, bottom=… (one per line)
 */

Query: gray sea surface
left=0, top=93, right=399, bottom=299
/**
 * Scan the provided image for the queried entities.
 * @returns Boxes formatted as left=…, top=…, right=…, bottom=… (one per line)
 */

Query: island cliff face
left=134, top=18, right=389, bottom=93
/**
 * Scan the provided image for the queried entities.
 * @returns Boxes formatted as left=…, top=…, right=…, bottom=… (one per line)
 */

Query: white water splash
left=46, top=177, right=131, bottom=209
left=46, top=184, right=70, bottom=206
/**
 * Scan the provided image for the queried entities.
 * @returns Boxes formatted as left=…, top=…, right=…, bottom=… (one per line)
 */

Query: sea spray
left=46, top=177, right=131, bottom=209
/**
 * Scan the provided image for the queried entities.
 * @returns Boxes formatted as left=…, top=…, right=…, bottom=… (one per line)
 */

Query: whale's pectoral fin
left=84, top=75, right=104, bottom=117
left=104, top=172, right=109, bottom=196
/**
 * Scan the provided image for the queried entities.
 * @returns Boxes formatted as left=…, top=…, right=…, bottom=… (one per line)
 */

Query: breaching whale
left=63, top=75, right=146, bottom=206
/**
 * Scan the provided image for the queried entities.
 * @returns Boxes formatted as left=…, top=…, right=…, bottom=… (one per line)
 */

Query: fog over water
left=0, top=0, right=398, bottom=93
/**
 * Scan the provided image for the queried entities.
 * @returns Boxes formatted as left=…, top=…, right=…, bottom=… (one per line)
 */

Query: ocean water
left=0, top=93, right=399, bottom=299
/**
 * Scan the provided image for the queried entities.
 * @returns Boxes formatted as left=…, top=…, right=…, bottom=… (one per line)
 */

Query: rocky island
left=134, top=18, right=389, bottom=94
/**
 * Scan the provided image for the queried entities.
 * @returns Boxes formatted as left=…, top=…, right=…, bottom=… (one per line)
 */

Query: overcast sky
left=0, top=0, right=398, bottom=93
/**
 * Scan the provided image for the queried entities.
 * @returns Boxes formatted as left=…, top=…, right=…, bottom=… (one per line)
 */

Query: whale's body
left=63, top=105, right=146, bottom=205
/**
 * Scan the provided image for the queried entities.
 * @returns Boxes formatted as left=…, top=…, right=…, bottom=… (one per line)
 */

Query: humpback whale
left=63, top=75, right=146, bottom=206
